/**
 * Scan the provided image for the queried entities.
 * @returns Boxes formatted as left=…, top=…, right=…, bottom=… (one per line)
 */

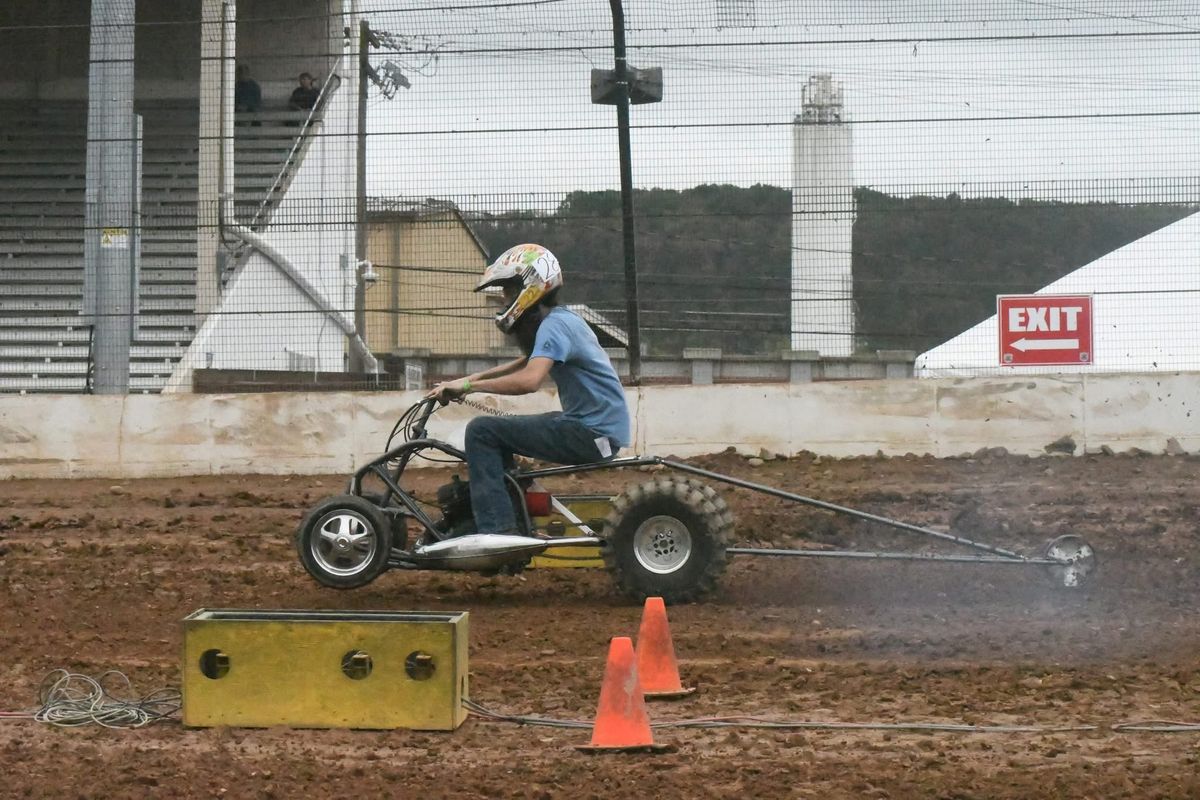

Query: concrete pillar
left=877, top=350, right=915, bottom=380
left=783, top=349, right=821, bottom=383
left=683, top=348, right=722, bottom=385
left=197, top=0, right=236, bottom=320
left=83, top=0, right=138, bottom=394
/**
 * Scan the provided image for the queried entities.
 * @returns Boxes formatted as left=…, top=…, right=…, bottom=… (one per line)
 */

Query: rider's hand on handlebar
left=425, top=378, right=470, bottom=404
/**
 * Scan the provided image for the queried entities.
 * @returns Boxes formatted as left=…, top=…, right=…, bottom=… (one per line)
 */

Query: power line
left=1012, top=0, right=1200, bottom=33
left=374, top=28, right=1200, bottom=57
left=362, top=110, right=1200, bottom=141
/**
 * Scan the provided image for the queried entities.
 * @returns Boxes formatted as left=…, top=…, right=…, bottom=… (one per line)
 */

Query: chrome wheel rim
left=1044, top=534, right=1096, bottom=588
left=633, top=515, right=693, bottom=575
left=312, top=510, right=378, bottom=577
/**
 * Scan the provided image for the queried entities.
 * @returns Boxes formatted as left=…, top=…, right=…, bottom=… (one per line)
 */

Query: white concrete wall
left=168, top=50, right=358, bottom=391
left=2, top=373, right=1198, bottom=479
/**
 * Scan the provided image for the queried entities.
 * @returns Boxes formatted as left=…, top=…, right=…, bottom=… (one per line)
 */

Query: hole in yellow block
left=341, top=650, right=374, bottom=680
left=199, top=649, right=230, bottom=679
left=405, top=651, right=436, bottom=681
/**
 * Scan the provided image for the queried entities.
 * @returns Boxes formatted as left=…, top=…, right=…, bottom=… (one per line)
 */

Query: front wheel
left=603, top=477, right=734, bottom=604
left=295, top=494, right=392, bottom=589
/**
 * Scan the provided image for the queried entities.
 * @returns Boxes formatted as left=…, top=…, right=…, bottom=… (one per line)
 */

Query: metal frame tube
left=655, top=459, right=1029, bottom=560
left=727, top=548, right=1055, bottom=565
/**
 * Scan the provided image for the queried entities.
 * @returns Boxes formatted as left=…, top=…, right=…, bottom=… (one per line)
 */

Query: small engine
left=435, top=475, right=476, bottom=536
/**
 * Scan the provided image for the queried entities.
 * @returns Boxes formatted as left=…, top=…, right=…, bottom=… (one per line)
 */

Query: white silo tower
left=791, top=74, right=855, bottom=356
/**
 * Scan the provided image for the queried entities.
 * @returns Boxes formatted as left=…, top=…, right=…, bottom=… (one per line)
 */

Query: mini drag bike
left=295, top=397, right=735, bottom=603
left=295, top=398, right=1096, bottom=603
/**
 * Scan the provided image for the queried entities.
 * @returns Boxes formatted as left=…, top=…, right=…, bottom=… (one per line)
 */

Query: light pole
left=593, top=1, right=662, bottom=384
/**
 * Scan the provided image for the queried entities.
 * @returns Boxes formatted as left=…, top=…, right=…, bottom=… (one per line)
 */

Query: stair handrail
left=243, top=59, right=345, bottom=233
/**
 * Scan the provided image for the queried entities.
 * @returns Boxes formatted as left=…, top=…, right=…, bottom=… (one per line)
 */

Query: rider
left=427, top=243, right=630, bottom=536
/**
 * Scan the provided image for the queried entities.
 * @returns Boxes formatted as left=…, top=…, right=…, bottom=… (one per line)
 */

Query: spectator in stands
left=234, top=64, right=262, bottom=113
left=288, top=72, right=320, bottom=111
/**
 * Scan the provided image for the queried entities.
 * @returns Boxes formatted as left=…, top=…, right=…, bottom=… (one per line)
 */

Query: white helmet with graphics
left=475, top=243, right=563, bottom=333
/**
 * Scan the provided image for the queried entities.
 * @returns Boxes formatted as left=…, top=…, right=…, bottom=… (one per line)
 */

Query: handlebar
left=388, top=391, right=485, bottom=451
left=409, top=396, right=443, bottom=440
left=384, top=396, right=445, bottom=452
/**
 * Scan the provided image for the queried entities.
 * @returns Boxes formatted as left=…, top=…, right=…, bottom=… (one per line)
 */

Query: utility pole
left=351, top=19, right=370, bottom=374
left=352, top=19, right=411, bottom=375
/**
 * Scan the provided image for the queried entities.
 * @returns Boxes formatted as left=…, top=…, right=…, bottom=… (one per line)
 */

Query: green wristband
left=462, top=379, right=472, bottom=394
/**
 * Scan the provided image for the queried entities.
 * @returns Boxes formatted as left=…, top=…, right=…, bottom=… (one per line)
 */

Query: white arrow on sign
left=1011, top=337, right=1079, bottom=352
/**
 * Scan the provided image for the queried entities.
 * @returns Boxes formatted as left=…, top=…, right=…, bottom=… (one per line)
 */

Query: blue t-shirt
left=532, top=307, right=631, bottom=447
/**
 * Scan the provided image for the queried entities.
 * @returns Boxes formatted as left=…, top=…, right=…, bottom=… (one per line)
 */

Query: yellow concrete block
left=529, top=494, right=612, bottom=569
left=182, top=609, right=468, bottom=730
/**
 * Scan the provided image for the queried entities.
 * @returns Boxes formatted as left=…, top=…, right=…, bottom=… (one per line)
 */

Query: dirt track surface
left=1, top=450, right=1199, bottom=798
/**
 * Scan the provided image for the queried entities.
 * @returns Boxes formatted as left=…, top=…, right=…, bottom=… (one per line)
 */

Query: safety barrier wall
left=0, top=373, right=1197, bottom=479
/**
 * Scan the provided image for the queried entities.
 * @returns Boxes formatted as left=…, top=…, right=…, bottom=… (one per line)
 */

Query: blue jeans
left=465, top=412, right=613, bottom=535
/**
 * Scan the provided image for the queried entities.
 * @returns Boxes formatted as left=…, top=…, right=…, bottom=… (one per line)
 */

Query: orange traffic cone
left=577, top=637, right=672, bottom=753
left=636, top=596, right=696, bottom=699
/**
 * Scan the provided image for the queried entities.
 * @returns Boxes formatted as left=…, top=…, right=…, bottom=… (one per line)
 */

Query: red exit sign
left=998, top=294, right=1093, bottom=367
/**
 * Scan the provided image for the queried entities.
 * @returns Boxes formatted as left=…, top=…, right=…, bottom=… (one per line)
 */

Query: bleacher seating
left=0, top=100, right=315, bottom=392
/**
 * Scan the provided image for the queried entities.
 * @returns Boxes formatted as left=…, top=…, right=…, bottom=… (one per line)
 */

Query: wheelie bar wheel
left=295, top=494, right=392, bottom=589
left=1043, top=534, right=1097, bottom=588
left=603, top=477, right=734, bottom=604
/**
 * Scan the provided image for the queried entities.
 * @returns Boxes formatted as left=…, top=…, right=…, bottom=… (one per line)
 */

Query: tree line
left=472, top=185, right=1193, bottom=355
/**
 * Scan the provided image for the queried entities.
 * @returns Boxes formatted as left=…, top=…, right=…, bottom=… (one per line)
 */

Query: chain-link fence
left=1, top=1, right=1197, bottom=393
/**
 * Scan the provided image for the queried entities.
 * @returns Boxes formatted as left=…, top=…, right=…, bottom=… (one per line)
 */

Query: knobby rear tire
left=603, top=477, right=734, bottom=604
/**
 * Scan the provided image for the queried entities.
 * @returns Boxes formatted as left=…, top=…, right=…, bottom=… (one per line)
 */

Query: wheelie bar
left=524, top=456, right=1061, bottom=566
